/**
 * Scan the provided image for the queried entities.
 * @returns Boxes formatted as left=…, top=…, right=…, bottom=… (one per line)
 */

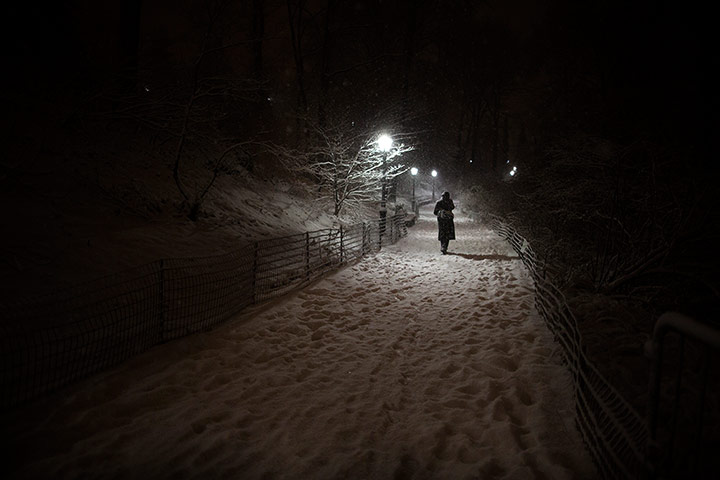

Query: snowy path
left=5, top=207, right=597, bottom=479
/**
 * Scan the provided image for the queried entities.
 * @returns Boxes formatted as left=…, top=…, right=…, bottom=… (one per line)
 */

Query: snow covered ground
left=4, top=206, right=597, bottom=479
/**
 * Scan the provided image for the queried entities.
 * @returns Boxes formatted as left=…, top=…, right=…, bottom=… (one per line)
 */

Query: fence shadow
left=446, top=252, right=519, bottom=261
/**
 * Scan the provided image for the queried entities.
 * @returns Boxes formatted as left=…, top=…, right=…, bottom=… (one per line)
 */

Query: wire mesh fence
left=491, top=217, right=649, bottom=479
left=0, top=214, right=408, bottom=410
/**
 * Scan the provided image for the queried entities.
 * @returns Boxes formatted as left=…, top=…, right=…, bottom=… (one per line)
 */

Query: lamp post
left=377, top=134, right=392, bottom=240
left=410, top=167, right=418, bottom=216
left=431, top=169, right=438, bottom=201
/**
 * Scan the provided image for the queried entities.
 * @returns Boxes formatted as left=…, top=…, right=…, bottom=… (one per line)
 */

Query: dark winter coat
left=433, top=198, right=456, bottom=242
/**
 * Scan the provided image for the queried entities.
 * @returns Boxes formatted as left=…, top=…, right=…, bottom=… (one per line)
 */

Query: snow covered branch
left=269, top=119, right=414, bottom=216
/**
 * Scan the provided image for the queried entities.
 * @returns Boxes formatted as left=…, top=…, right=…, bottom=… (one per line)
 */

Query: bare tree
left=470, top=135, right=706, bottom=306
left=99, top=1, right=265, bottom=220
left=251, top=0, right=265, bottom=79
left=271, top=120, right=414, bottom=217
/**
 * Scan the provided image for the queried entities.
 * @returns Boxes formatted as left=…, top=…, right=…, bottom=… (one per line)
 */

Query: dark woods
left=2, top=0, right=717, bottom=316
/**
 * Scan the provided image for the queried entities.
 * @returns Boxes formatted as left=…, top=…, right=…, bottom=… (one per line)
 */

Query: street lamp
left=431, top=169, right=438, bottom=201
left=377, top=134, right=392, bottom=153
left=377, top=134, right=392, bottom=240
left=410, top=167, right=418, bottom=215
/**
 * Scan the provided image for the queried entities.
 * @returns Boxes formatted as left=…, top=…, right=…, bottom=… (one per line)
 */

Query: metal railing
left=0, top=214, right=409, bottom=410
left=491, top=217, right=648, bottom=479
left=645, top=312, right=720, bottom=479
left=492, top=216, right=720, bottom=479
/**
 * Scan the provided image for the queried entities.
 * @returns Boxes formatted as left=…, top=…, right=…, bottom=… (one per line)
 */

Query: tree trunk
left=455, top=105, right=466, bottom=160
left=491, top=89, right=500, bottom=172
left=502, top=115, right=509, bottom=164
left=252, top=0, right=265, bottom=79
left=318, top=0, right=335, bottom=126
left=286, top=0, right=308, bottom=112
left=401, top=0, right=420, bottom=110
left=119, top=0, right=143, bottom=92
left=470, top=100, right=484, bottom=165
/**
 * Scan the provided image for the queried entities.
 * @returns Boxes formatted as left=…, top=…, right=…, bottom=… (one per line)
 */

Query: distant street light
left=378, top=134, right=393, bottom=239
left=410, top=167, right=418, bottom=215
left=431, top=169, right=438, bottom=201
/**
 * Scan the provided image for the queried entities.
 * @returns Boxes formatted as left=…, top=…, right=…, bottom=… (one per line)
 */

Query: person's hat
left=441, top=191, right=450, bottom=198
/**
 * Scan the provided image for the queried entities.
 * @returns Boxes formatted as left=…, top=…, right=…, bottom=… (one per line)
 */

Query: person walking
left=434, top=191, right=455, bottom=254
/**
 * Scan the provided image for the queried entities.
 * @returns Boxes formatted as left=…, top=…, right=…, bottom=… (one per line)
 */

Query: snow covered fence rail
left=0, top=214, right=408, bottom=410
left=490, top=216, right=648, bottom=480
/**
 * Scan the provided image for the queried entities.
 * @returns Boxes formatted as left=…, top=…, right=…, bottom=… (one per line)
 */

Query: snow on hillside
left=1, top=159, right=384, bottom=300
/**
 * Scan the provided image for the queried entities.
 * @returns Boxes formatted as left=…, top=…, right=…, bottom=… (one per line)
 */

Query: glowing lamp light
left=377, top=134, right=393, bottom=152
left=509, top=166, right=518, bottom=177
left=410, top=167, right=418, bottom=176
left=431, top=170, right=438, bottom=177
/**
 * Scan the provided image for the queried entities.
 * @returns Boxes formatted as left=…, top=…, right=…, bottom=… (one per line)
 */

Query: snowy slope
left=4, top=206, right=597, bottom=479
left=0, top=167, right=377, bottom=300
